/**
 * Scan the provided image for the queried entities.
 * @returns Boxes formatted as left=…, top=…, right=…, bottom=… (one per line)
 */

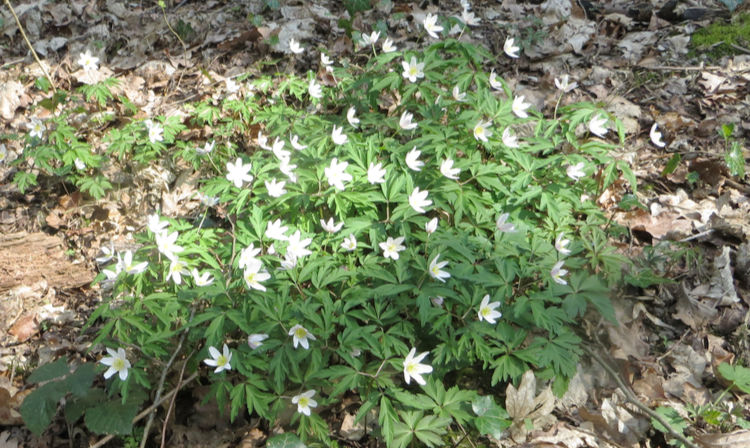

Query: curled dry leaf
left=506, top=370, right=556, bottom=442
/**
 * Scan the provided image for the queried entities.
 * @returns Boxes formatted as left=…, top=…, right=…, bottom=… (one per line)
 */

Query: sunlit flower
left=478, top=294, right=502, bottom=324
left=489, top=70, right=503, bottom=91
left=496, top=213, right=516, bottom=233
left=650, top=123, right=666, bottom=147
left=289, top=38, right=304, bottom=54
left=204, top=344, right=232, bottom=373
left=74, top=158, right=86, bottom=170
left=167, top=258, right=189, bottom=285
left=425, top=217, right=438, bottom=234
left=347, top=107, right=360, bottom=127
left=566, top=162, right=585, bottom=181
left=225, top=78, right=240, bottom=94
left=78, top=50, right=100, bottom=72
left=555, top=233, right=571, bottom=255
left=361, top=30, right=380, bottom=46
left=512, top=96, right=531, bottom=118
left=589, top=114, right=608, bottom=138
left=121, top=250, right=148, bottom=275
left=156, top=230, right=184, bottom=261
left=320, top=53, right=333, bottom=66
left=331, top=125, right=348, bottom=145
left=292, top=390, right=318, bottom=415
left=244, top=258, right=271, bottom=291
left=382, top=37, right=397, bottom=53
left=192, top=269, right=214, bottom=286
left=280, top=159, right=298, bottom=183
left=226, top=158, right=253, bottom=188
left=27, top=118, right=46, bottom=139
left=341, top=234, right=357, bottom=251
left=554, top=74, right=577, bottom=92
left=96, top=242, right=115, bottom=264
left=452, top=85, right=466, bottom=102
left=196, top=140, right=215, bottom=155
left=144, top=119, right=163, bottom=143
left=551, top=261, right=568, bottom=285
left=289, top=324, right=316, bottom=349
left=321, top=218, right=344, bottom=233
left=290, top=134, right=307, bottom=150
left=238, top=244, right=261, bottom=271
left=423, top=13, right=443, bottom=39
left=503, top=37, right=520, bottom=58
left=257, top=130, right=271, bottom=150
left=502, top=128, right=519, bottom=148
left=308, top=79, right=322, bottom=99
left=460, top=9, right=480, bottom=26
left=401, top=57, right=425, bottom=83
left=440, top=158, right=460, bottom=180
left=403, top=348, right=433, bottom=386
left=325, top=157, right=352, bottom=190
left=379, top=236, right=406, bottom=260
left=473, top=120, right=492, bottom=142
left=279, top=253, right=297, bottom=270
left=265, top=219, right=289, bottom=241
left=367, top=162, right=386, bottom=184
left=147, top=214, right=169, bottom=235
left=428, top=254, right=450, bottom=282
left=265, top=178, right=287, bottom=198
left=399, top=111, right=418, bottom=130
left=248, top=333, right=269, bottom=349
left=405, top=147, right=424, bottom=171
left=286, top=230, right=313, bottom=260
left=101, top=347, right=130, bottom=380
left=409, top=187, right=432, bottom=214
left=272, top=138, right=289, bottom=162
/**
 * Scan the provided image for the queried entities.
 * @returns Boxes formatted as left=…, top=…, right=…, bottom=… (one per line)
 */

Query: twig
left=729, top=43, right=750, bottom=55
left=677, top=229, right=714, bottom=243
left=160, top=350, right=192, bottom=448
left=3, top=0, right=57, bottom=91
left=89, top=371, right=199, bottom=448
left=139, top=309, right=195, bottom=448
left=583, top=346, right=701, bottom=448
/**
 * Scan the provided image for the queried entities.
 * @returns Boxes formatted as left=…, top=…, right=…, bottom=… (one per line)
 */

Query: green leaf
left=718, top=363, right=750, bottom=394
left=472, top=396, right=510, bottom=439
left=652, top=406, right=688, bottom=438
left=66, top=363, right=97, bottom=398
left=266, top=433, right=306, bottom=448
left=662, top=153, right=682, bottom=176
left=20, top=381, right=67, bottom=435
left=27, top=358, right=70, bottom=383
left=84, top=397, right=140, bottom=435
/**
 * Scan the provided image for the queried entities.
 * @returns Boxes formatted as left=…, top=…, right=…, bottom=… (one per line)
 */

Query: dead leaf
left=506, top=370, right=556, bottom=442
left=695, top=430, right=750, bottom=447
left=9, top=314, right=38, bottom=342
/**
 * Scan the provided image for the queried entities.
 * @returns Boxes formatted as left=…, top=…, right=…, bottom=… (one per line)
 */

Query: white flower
left=431, top=296, right=444, bottom=307
left=265, top=219, right=289, bottom=241
left=589, top=114, right=608, bottom=138
left=403, top=347, right=433, bottom=386
left=204, top=344, right=232, bottom=373
left=290, top=134, right=308, bottom=150
left=351, top=348, right=362, bottom=357
left=489, top=70, right=503, bottom=91
left=286, top=230, right=313, bottom=260
left=248, top=334, right=269, bottom=349
left=382, top=37, right=397, bottom=53
left=265, top=178, right=287, bottom=198
left=502, top=128, right=519, bottom=148
left=554, top=74, right=578, bottom=92
left=440, top=158, right=460, bottom=180
left=473, top=120, right=492, bottom=142
left=279, top=253, right=298, bottom=270
left=346, top=106, right=360, bottom=128
left=399, top=111, right=418, bottom=130
left=78, top=50, right=99, bottom=72
left=225, top=158, right=253, bottom=188
left=0, top=144, right=7, bottom=164
left=341, top=234, right=357, bottom=251
left=292, top=390, right=318, bottom=415
left=478, top=295, right=502, bottom=324
left=101, top=348, right=131, bottom=381
left=512, top=96, right=531, bottom=118
left=379, top=236, right=406, bottom=260
left=197, top=140, right=215, bottom=155
left=156, top=230, right=184, bottom=261
left=551, top=261, right=568, bottom=285
left=192, top=269, right=214, bottom=286
left=308, top=79, right=322, bottom=99
left=452, top=85, right=466, bottom=102
left=555, top=233, right=571, bottom=255
left=280, top=159, right=298, bottom=183
left=361, top=30, right=380, bottom=46
left=199, top=193, right=219, bottom=207
left=238, top=243, right=261, bottom=270
left=325, top=157, right=352, bottom=191
left=331, top=125, right=348, bottom=145
left=144, top=119, right=164, bottom=143
left=167, top=258, right=189, bottom=285
left=121, top=250, right=148, bottom=274
left=566, top=162, right=585, bottom=181
left=428, top=254, right=450, bottom=282
left=460, top=9, right=480, bottom=26
left=225, top=78, right=240, bottom=93
left=423, top=13, right=443, bottom=39
left=409, top=187, right=432, bottom=214
left=503, top=37, right=520, bottom=58
left=96, top=242, right=115, bottom=264
left=401, top=57, right=425, bottom=83
left=650, top=123, right=666, bottom=147
left=147, top=213, right=169, bottom=235
left=74, top=158, right=85, bottom=170
left=320, top=53, right=333, bottom=66
left=257, top=130, right=271, bottom=150
left=405, top=147, right=424, bottom=171
left=289, top=324, right=316, bottom=349
left=272, top=138, right=290, bottom=161
left=321, top=218, right=344, bottom=233
left=289, top=38, right=304, bottom=54
left=367, top=162, right=386, bottom=184
left=496, top=213, right=516, bottom=233
left=425, top=217, right=438, bottom=234
left=244, top=258, right=271, bottom=291
left=27, top=118, right=46, bottom=139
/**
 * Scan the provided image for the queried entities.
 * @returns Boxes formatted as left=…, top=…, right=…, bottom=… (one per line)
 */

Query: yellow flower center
left=113, top=358, right=125, bottom=370
left=406, top=363, right=416, bottom=373
left=431, top=266, right=440, bottom=275
left=295, top=328, right=307, bottom=338
left=481, top=307, right=490, bottom=317
left=409, top=67, right=418, bottom=77
left=245, top=272, right=256, bottom=283
left=216, top=355, right=227, bottom=367
left=298, top=397, right=309, bottom=407
left=476, top=126, right=484, bottom=135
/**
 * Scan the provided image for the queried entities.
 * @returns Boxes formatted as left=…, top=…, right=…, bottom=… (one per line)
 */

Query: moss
left=690, top=13, right=750, bottom=59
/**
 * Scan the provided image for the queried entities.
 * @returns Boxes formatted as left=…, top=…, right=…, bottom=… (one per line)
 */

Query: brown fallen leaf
left=8, top=313, right=38, bottom=342
left=695, top=430, right=750, bottom=448
left=506, top=370, right=556, bottom=442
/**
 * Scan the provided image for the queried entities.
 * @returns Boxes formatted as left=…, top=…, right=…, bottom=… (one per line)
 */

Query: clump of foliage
left=690, top=13, right=750, bottom=59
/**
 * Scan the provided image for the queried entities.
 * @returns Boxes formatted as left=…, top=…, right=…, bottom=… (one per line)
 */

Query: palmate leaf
left=472, top=395, right=511, bottom=439
left=718, top=363, right=750, bottom=394
left=266, top=433, right=306, bottom=448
